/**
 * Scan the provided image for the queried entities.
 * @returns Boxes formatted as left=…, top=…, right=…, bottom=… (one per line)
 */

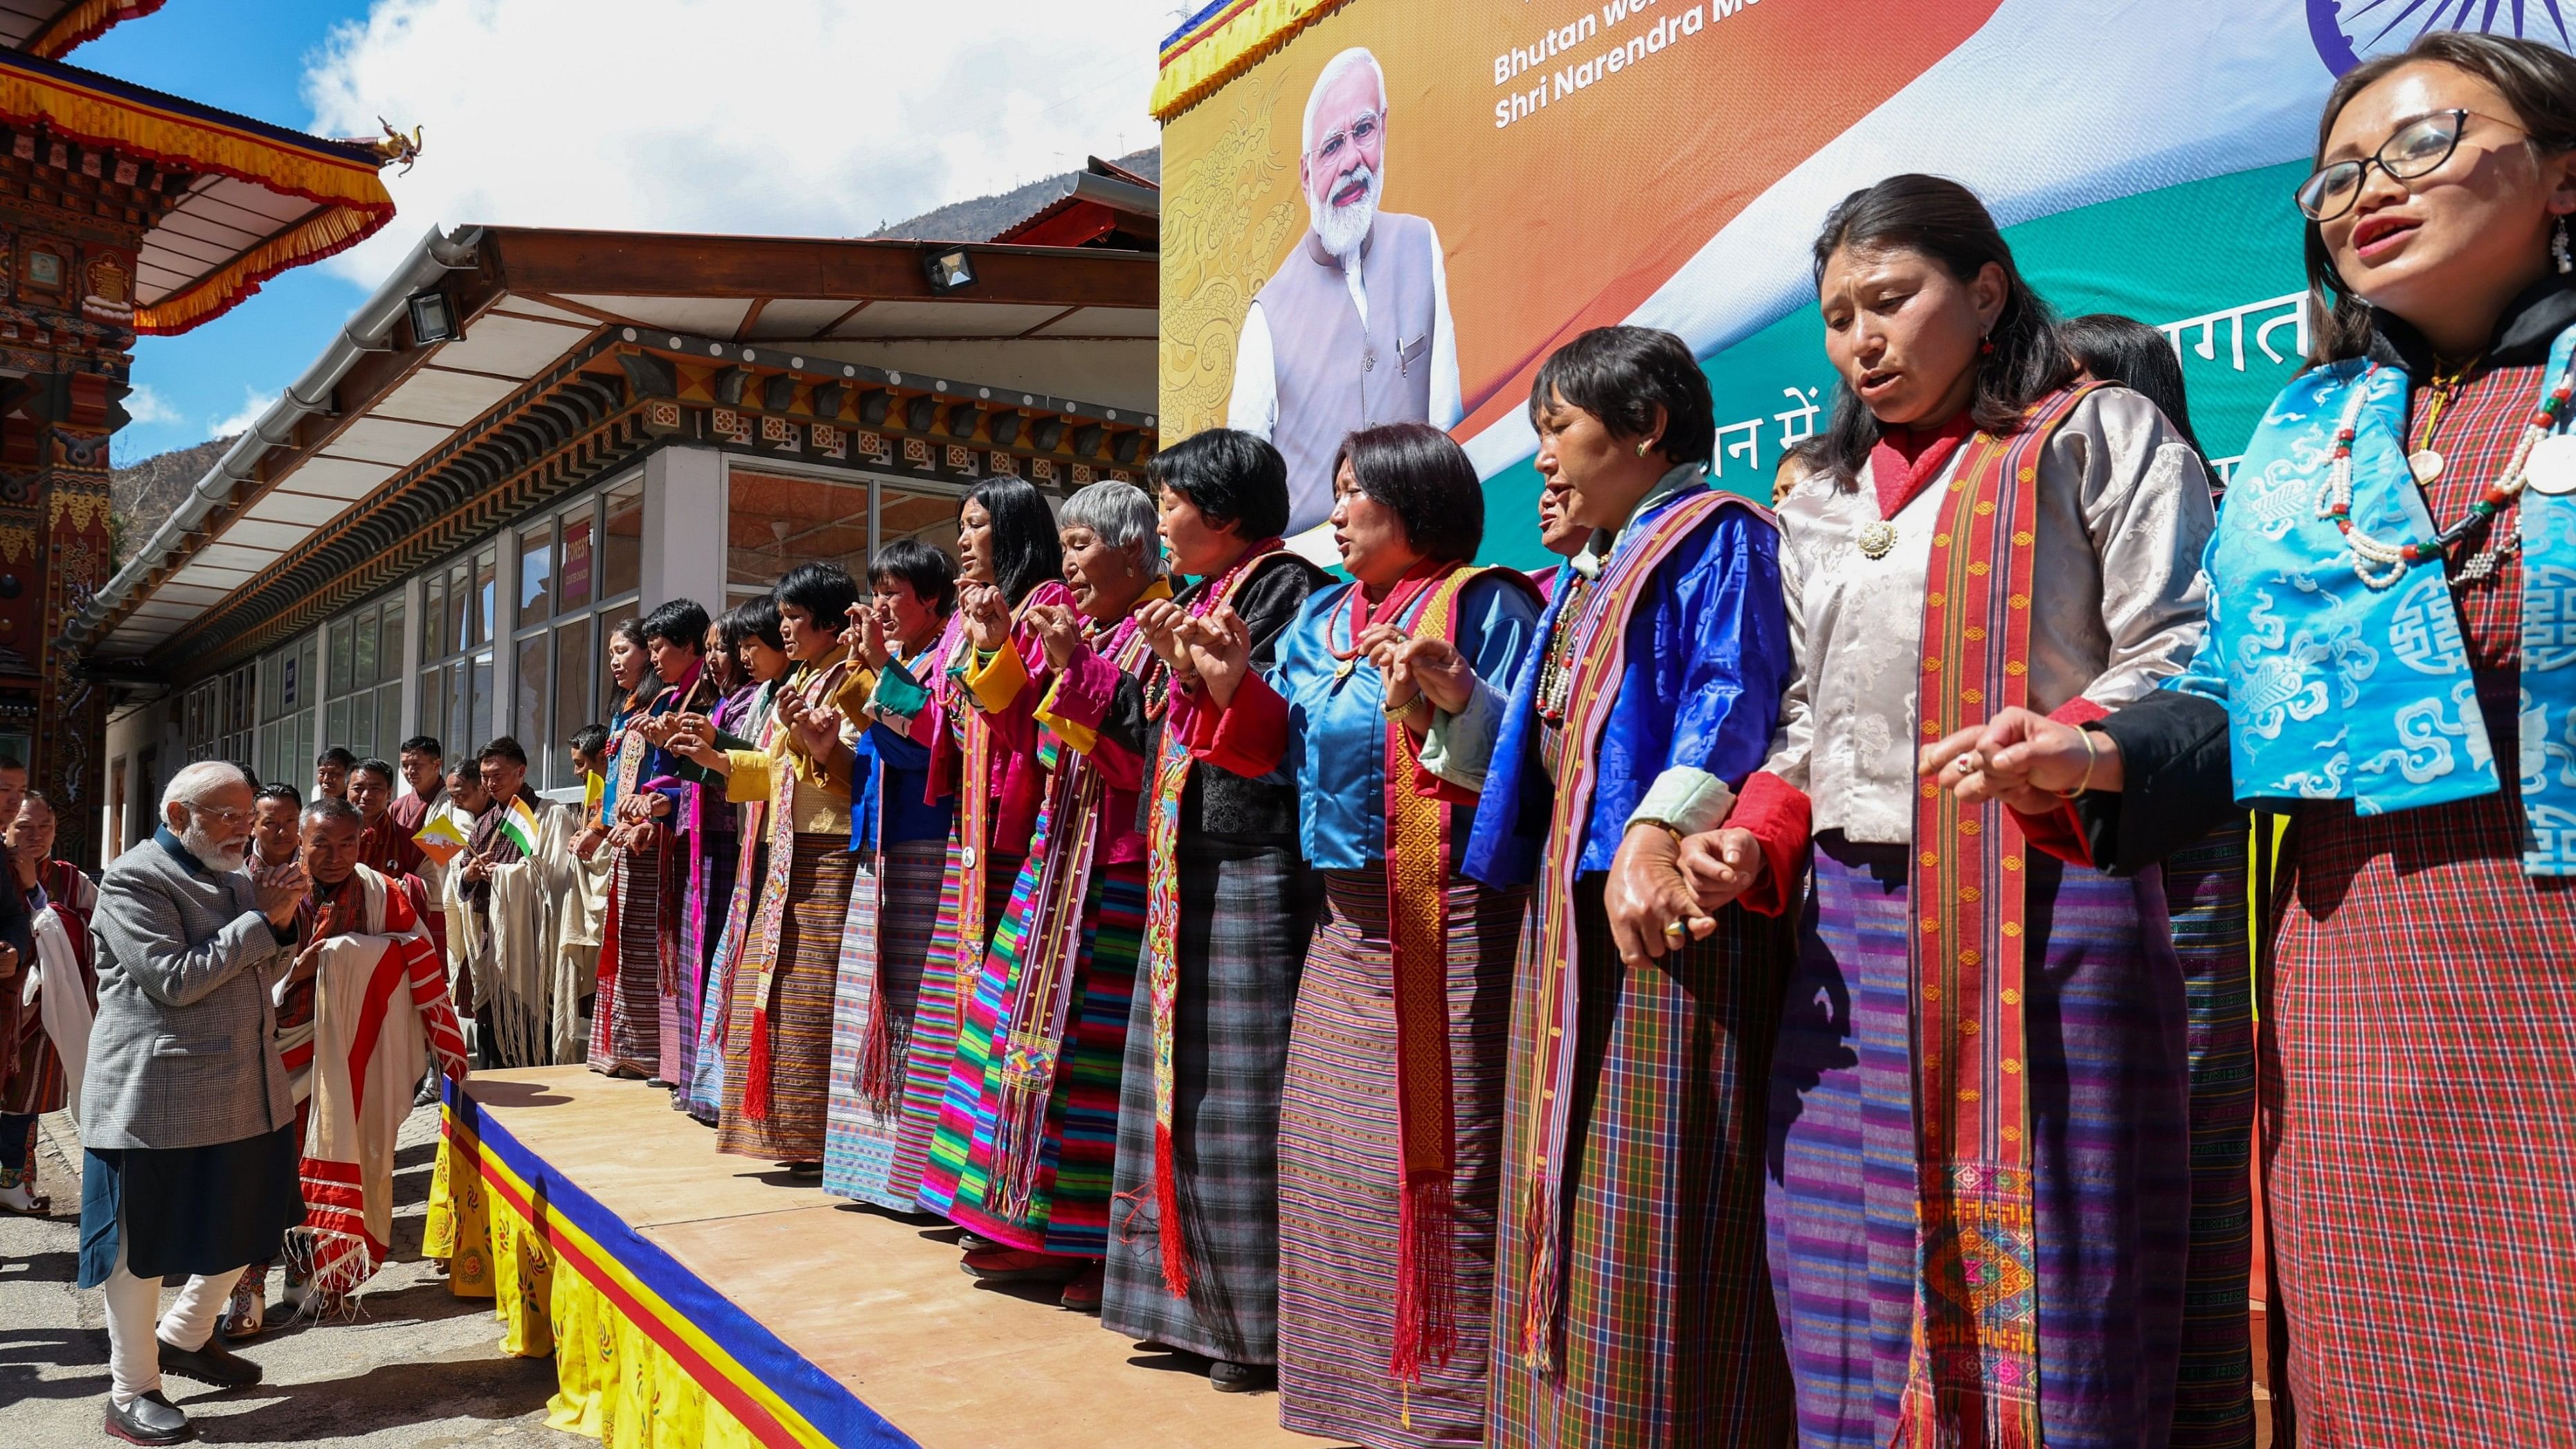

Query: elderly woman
left=919, top=480, right=1169, bottom=1312
left=1935, top=33, right=2576, bottom=1445
left=1181, top=422, right=1539, bottom=1443
left=1102, top=429, right=1327, bottom=1389
left=1464, top=326, right=1798, bottom=1448
left=1707, top=174, right=2214, bottom=1448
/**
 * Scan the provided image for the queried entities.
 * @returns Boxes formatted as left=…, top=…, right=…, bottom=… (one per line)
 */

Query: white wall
left=643, top=444, right=724, bottom=615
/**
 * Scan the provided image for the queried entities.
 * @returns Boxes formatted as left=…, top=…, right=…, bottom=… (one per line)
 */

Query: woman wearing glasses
left=1927, top=31, right=2576, bottom=1446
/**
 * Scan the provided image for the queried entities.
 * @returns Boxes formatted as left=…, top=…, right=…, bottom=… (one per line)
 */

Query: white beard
left=1308, top=163, right=1379, bottom=260
left=183, top=820, right=249, bottom=874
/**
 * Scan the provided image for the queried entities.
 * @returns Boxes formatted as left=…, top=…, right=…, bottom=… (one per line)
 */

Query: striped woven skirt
left=2162, top=825, right=2255, bottom=1449
left=2262, top=794, right=2576, bottom=1448
left=1768, top=834, right=2190, bottom=1449
left=822, top=839, right=948, bottom=1209
left=894, top=840, right=1023, bottom=1212
left=917, top=861, right=1143, bottom=1257
left=588, top=840, right=669, bottom=1078
left=1103, top=836, right=1320, bottom=1365
left=715, top=833, right=855, bottom=1162
left=1277, top=867, right=1517, bottom=1449
left=685, top=838, right=762, bottom=1125
left=1490, top=874, right=1796, bottom=1449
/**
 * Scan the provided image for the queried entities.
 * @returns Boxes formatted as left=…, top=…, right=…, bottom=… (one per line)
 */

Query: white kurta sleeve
left=1227, top=300, right=1279, bottom=442
left=1425, top=224, right=1462, bottom=432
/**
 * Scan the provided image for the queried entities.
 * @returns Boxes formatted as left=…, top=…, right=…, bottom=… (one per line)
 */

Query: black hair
left=721, top=597, right=785, bottom=657
left=476, top=736, right=529, bottom=768
left=352, top=757, right=397, bottom=787
left=255, top=782, right=303, bottom=807
left=640, top=597, right=712, bottom=651
left=399, top=735, right=442, bottom=761
left=867, top=537, right=960, bottom=617
left=301, top=795, right=363, bottom=829
left=773, top=561, right=863, bottom=633
left=1144, top=428, right=1292, bottom=541
left=609, top=617, right=647, bottom=651
left=569, top=724, right=610, bottom=759
left=2062, top=313, right=2208, bottom=460
left=2303, top=32, right=2576, bottom=366
left=1526, top=326, right=1716, bottom=469
left=1331, top=422, right=1485, bottom=565
left=1808, top=174, right=2075, bottom=489
left=315, top=746, right=358, bottom=770
left=965, top=476, right=1063, bottom=606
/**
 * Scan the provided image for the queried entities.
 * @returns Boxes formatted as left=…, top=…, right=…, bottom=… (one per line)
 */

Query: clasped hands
left=1916, top=705, right=2123, bottom=812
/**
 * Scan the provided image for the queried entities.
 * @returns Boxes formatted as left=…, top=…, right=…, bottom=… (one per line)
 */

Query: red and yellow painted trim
left=0, top=48, right=395, bottom=334
left=25, top=0, right=170, bottom=60
left=1152, top=0, right=1358, bottom=122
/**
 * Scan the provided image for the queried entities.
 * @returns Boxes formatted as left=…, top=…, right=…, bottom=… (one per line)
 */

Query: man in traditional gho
left=0, top=789, right=96, bottom=1216
left=348, top=758, right=434, bottom=925
left=1932, top=34, right=2576, bottom=1447
left=1099, top=430, right=1325, bottom=1389
left=919, top=483, right=1168, bottom=1314
left=445, top=739, right=586, bottom=1068
left=1460, top=327, right=1797, bottom=1449
left=898, top=478, right=1064, bottom=1230
left=678, top=604, right=790, bottom=1126
left=314, top=746, right=355, bottom=804
left=1231, top=45, right=1462, bottom=537
left=1178, top=422, right=1538, bottom=1432
left=685, top=564, right=864, bottom=1169
left=1706, top=177, right=2211, bottom=1449
left=818, top=540, right=958, bottom=1208
left=588, top=600, right=712, bottom=1083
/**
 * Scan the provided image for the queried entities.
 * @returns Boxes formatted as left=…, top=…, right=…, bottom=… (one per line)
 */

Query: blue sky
left=87, top=1, right=378, bottom=465
left=87, top=0, right=1171, bottom=468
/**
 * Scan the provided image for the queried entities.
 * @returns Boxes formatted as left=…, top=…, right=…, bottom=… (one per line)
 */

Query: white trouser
left=101, top=1237, right=243, bottom=1407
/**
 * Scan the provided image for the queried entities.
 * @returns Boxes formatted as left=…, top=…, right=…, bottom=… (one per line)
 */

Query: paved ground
left=0, top=1101, right=584, bottom=1446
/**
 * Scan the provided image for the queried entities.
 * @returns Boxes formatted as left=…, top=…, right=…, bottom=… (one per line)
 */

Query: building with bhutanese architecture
left=65, top=159, right=1160, bottom=856
left=0, top=1, right=407, bottom=861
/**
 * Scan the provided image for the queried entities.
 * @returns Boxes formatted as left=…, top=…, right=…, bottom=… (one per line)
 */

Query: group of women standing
left=571, top=28, right=2569, bottom=1449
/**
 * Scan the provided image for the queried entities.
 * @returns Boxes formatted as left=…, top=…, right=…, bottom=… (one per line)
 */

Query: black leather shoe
left=1209, top=1359, right=1275, bottom=1393
left=158, top=1333, right=262, bottom=1387
left=104, top=1391, right=194, bottom=1444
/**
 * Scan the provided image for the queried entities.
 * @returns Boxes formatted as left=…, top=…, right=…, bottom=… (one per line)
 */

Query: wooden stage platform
left=444, top=1065, right=1319, bottom=1448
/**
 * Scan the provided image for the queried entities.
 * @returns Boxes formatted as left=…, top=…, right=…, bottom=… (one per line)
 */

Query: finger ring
left=1956, top=750, right=1985, bottom=775
left=1661, top=920, right=1686, bottom=939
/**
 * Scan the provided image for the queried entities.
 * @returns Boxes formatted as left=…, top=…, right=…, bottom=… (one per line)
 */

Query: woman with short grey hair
left=1056, top=478, right=1167, bottom=579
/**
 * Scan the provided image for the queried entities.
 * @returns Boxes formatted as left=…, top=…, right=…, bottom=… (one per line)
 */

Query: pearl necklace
left=2320, top=357, right=2575, bottom=589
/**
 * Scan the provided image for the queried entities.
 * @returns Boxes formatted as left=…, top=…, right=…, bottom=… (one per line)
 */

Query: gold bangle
left=1382, top=690, right=1430, bottom=721
left=1634, top=818, right=1688, bottom=847
left=2051, top=726, right=2099, bottom=800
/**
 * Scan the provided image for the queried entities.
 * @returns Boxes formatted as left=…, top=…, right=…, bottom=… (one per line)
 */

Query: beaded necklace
left=1533, top=570, right=1595, bottom=726
left=2321, top=352, right=2576, bottom=589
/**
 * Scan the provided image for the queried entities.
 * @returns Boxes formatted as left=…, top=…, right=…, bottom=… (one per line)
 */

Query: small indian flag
left=499, top=795, right=542, bottom=856
left=412, top=811, right=470, bottom=867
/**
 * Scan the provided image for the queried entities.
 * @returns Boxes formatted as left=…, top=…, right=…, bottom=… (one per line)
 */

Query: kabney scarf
left=1513, top=487, right=1755, bottom=1370
left=1899, top=382, right=2100, bottom=1448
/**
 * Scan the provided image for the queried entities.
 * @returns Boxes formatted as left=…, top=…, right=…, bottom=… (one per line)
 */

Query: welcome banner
left=1154, top=0, right=2573, bottom=564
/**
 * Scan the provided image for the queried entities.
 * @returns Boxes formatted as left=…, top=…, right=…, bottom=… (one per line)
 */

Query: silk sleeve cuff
left=1418, top=677, right=1504, bottom=794
left=1728, top=770, right=1812, bottom=918
left=723, top=750, right=773, bottom=804
left=1628, top=766, right=1738, bottom=837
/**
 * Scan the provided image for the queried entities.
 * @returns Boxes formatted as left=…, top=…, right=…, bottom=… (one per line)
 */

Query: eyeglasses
left=1310, top=111, right=1381, bottom=166
left=186, top=804, right=254, bottom=827
left=2296, top=108, right=2526, bottom=221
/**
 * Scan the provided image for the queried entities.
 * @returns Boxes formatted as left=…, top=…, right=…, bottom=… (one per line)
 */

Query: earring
left=2555, top=215, right=2571, bottom=275
left=1634, top=439, right=1651, bottom=458
left=1979, top=332, right=1996, bottom=356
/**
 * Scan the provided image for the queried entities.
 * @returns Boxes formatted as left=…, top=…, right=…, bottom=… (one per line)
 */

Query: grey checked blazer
left=79, top=831, right=296, bottom=1151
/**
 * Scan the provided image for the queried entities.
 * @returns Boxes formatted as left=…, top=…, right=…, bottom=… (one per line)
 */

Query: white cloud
left=210, top=386, right=280, bottom=440
left=300, top=0, right=1180, bottom=288
left=122, top=383, right=181, bottom=426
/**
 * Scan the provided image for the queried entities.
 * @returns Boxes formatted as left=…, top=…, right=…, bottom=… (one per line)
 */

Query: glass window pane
left=470, top=650, right=495, bottom=752
left=560, top=510, right=594, bottom=611
left=352, top=692, right=377, bottom=763
left=325, top=699, right=351, bottom=757
left=730, top=469, right=876, bottom=588
left=422, top=576, right=446, bottom=660
left=474, top=549, right=498, bottom=647
left=876, top=479, right=963, bottom=564
left=354, top=610, right=378, bottom=690
left=445, top=661, right=469, bottom=753
left=380, top=600, right=406, bottom=687
left=519, top=521, right=555, bottom=620
left=515, top=631, right=550, bottom=782
left=327, top=620, right=354, bottom=696
left=419, top=669, right=444, bottom=755
left=602, top=477, right=644, bottom=598
left=554, top=616, right=593, bottom=748
left=449, top=564, right=471, bottom=656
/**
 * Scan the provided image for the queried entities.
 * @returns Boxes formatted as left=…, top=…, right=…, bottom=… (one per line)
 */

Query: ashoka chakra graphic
left=2310, top=0, right=2576, bottom=74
